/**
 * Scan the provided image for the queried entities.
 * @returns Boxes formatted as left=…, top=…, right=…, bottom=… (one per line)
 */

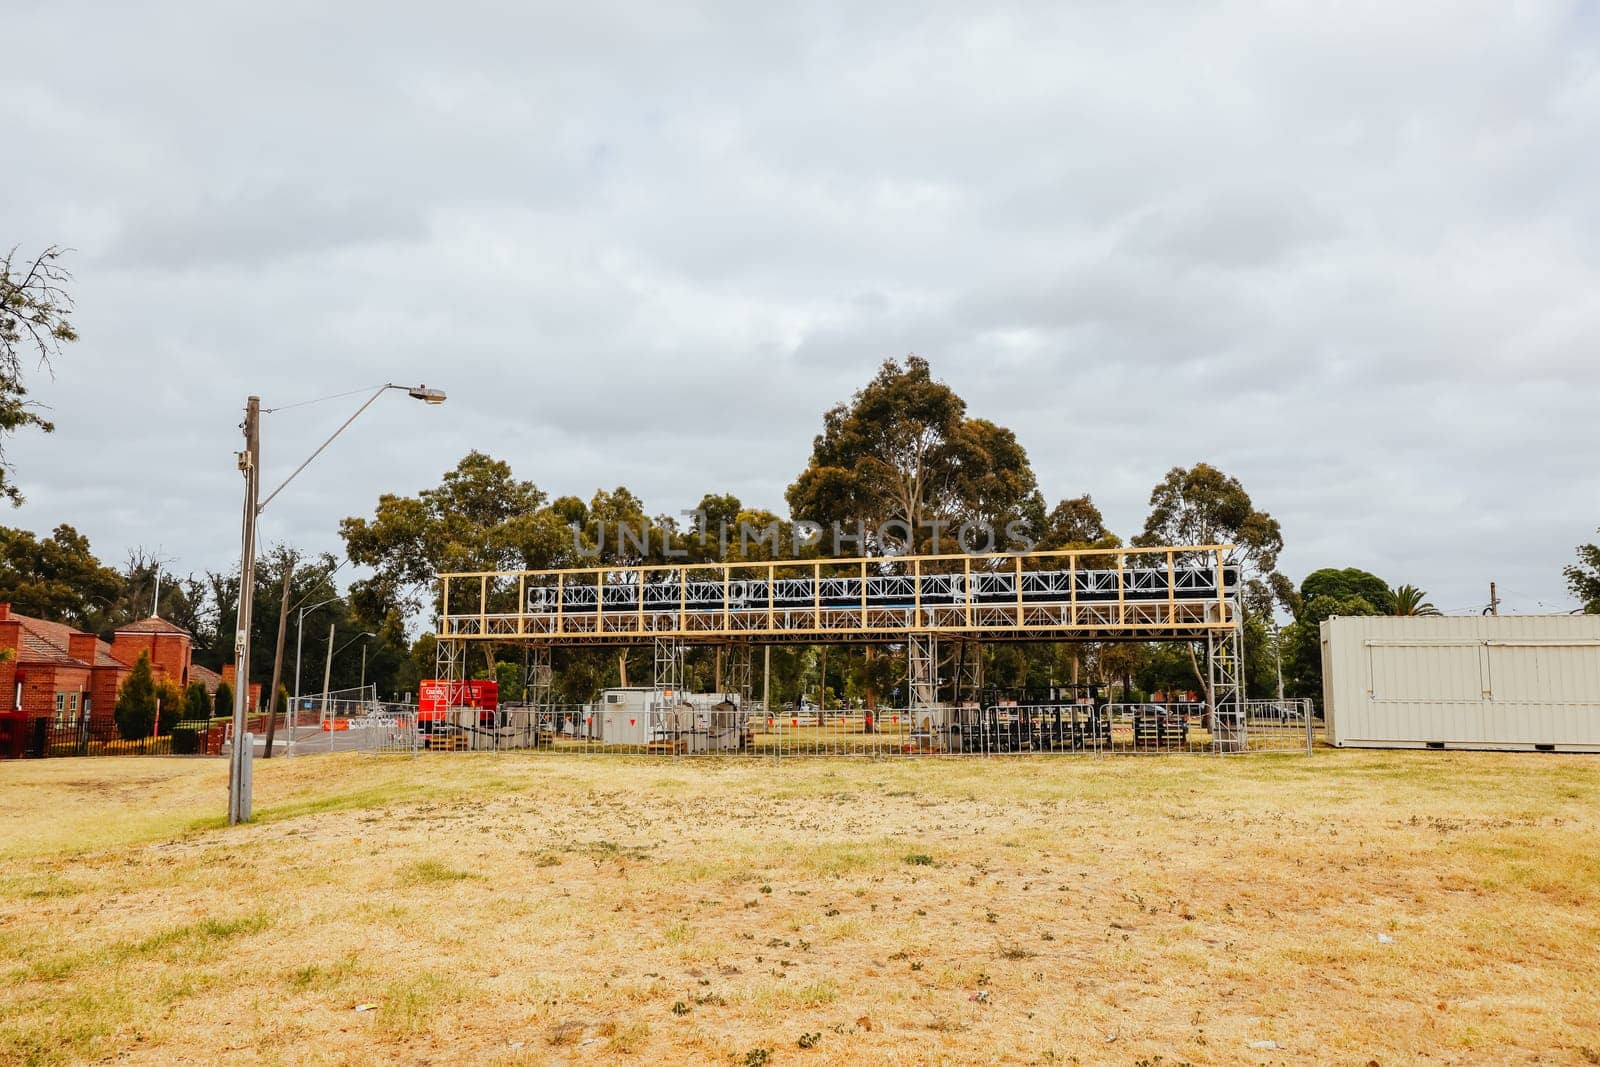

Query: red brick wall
left=108, top=632, right=149, bottom=668
left=67, top=634, right=99, bottom=664
left=89, top=666, right=123, bottom=727
left=110, top=632, right=192, bottom=691
left=18, top=666, right=90, bottom=721
left=0, top=619, right=20, bottom=713
left=150, top=634, right=190, bottom=686
left=220, top=664, right=262, bottom=711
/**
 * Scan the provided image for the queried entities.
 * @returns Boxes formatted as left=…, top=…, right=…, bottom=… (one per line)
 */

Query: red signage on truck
left=417, top=679, right=498, bottom=723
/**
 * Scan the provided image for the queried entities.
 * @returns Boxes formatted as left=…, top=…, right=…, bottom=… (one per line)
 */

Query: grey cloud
left=109, top=188, right=429, bottom=268
left=1, top=1, right=1596, bottom=619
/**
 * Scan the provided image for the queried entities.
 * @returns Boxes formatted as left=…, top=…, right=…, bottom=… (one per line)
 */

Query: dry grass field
left=1, top=750, right=1597, bottom=1066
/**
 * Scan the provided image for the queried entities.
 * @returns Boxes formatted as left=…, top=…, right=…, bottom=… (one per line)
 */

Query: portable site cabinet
left=589, top=688, right=745, bottom=751
left=1321, top=614, right=1600, bottom=752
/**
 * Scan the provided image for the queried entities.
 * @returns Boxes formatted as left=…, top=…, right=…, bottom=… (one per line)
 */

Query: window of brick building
left=54, top=692, right=80, bottom=729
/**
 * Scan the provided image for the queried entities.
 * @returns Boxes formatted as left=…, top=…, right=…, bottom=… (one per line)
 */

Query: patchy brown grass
left=1, top=750, right=1597, bottom=1065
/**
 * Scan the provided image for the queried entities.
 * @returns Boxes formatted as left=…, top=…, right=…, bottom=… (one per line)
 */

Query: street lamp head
left=407, top=385, right=447, bottom=405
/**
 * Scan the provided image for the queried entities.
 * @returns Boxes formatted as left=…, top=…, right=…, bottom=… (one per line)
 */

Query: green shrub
left=155, top=679, right=185, bottom=734
left=183, top=681, right=211, bottom=722
left=213, top=680, right=234, bottom=719
left=114, top=652, right=158, bottom=740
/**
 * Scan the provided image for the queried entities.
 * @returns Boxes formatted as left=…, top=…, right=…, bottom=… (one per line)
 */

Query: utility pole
left=1273, top=621, right=1286, bottom=704
left=320, top=621, right=336, bottom=722
left=228, top=397, right=261, bottom=825
left=294, top=610, right=306, bottom=704
left=359, top=639, right=368, bottom=698
left=262, top=560, right=294, bottom=758
left=1489, top=582, right=1500, bottom=617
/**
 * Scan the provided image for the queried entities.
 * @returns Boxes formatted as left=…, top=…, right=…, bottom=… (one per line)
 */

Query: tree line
left=2, top=324, right=1597, bottom=712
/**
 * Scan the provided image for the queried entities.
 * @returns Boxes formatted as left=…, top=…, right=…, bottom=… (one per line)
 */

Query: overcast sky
left=4, top=2, right=1597, bottom=616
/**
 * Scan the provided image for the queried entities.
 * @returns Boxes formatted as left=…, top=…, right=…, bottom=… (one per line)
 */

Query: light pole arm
left=258, top=385, right=393, bottom=513
left=330, top=632, right=376, bottom=658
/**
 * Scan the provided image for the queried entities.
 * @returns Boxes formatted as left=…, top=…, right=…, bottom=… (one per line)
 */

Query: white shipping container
left=1321, top=614, right=1600, bottom=752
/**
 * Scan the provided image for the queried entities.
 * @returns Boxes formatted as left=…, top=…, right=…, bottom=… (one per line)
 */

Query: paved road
left=225, top=722, right=416, bottom=756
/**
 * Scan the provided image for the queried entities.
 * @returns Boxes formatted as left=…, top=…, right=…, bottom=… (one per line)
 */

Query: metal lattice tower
left=727, top=642, right=753, bottom=705
left=525, top=644, right=553, bottom=712
left=653, top=635, right=684, bottom=701
left=430, top=634, right=468, bottom=748
left=435, top=636, right=465, bottom=709
left=1206, top=610, right=1247, bottom=753
left=908, top=633, right=938, bottom=711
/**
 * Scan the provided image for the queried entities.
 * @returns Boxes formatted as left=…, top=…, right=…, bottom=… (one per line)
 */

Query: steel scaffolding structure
left=428, top=545, right=1257, bottom=753
left=438, top=545, right=1241, bottom=645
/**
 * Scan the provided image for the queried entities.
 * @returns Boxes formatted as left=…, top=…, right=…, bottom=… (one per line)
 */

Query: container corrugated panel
left=1321, top=615, right=1600, bottom=752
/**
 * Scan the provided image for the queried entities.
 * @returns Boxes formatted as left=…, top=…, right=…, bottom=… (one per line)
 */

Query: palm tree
left=1390, top=584, right=1441, bottom=616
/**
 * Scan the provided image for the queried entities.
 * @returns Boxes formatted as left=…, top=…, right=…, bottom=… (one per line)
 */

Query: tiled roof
left=12, top=615, right=112, bottom=668
left=12, top=617, right=103, bottom=668
left=189, top=663, right=223, bottom=691
left=115, top=616, right=191, bottom=636
left=18, top=630, right=88, bottom=666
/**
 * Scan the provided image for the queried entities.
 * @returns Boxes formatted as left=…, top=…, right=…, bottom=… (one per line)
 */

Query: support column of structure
left=653, top=636, right=684, bottom=751
left=726, top=642, right=754, bottom=755
left=433, top=635, right=467, bottom=751
left=1207, top=617, right=1247, bottom=753
left=907, top=632, right=941, bottom=751
left=524, top=643, right=553, bottom=747
left=907, top=633, right=938, bottom=711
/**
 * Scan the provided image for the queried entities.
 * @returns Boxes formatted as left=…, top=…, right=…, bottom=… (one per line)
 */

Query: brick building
left=0, top=604, right=254, bottom=757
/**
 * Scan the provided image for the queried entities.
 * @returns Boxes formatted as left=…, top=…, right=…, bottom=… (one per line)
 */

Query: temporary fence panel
left=374, top=699, right=1313, bottom=759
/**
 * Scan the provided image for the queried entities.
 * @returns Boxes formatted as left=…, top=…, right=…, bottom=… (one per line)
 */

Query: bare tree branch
left=0, top=244, right=77, bottom=504
left=1, top=244, right=77, bottom=377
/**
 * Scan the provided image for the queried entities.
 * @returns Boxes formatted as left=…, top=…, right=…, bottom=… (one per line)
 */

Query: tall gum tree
left=1132, top=462, right=1291, bottom=710
left=786, top=356, right=1044, bottom=559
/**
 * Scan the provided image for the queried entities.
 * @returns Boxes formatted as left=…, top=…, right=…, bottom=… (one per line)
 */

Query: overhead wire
left=262, top=384, right=386, bottom=414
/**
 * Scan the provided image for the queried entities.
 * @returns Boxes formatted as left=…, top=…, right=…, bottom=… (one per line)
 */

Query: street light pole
left=227, top=383, right=445, bottom=825
left=321, top=628, right=376, bottom=718
left=294, top=595, right=340, bottom=701
left=320, top=622, right=336, bottom=722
